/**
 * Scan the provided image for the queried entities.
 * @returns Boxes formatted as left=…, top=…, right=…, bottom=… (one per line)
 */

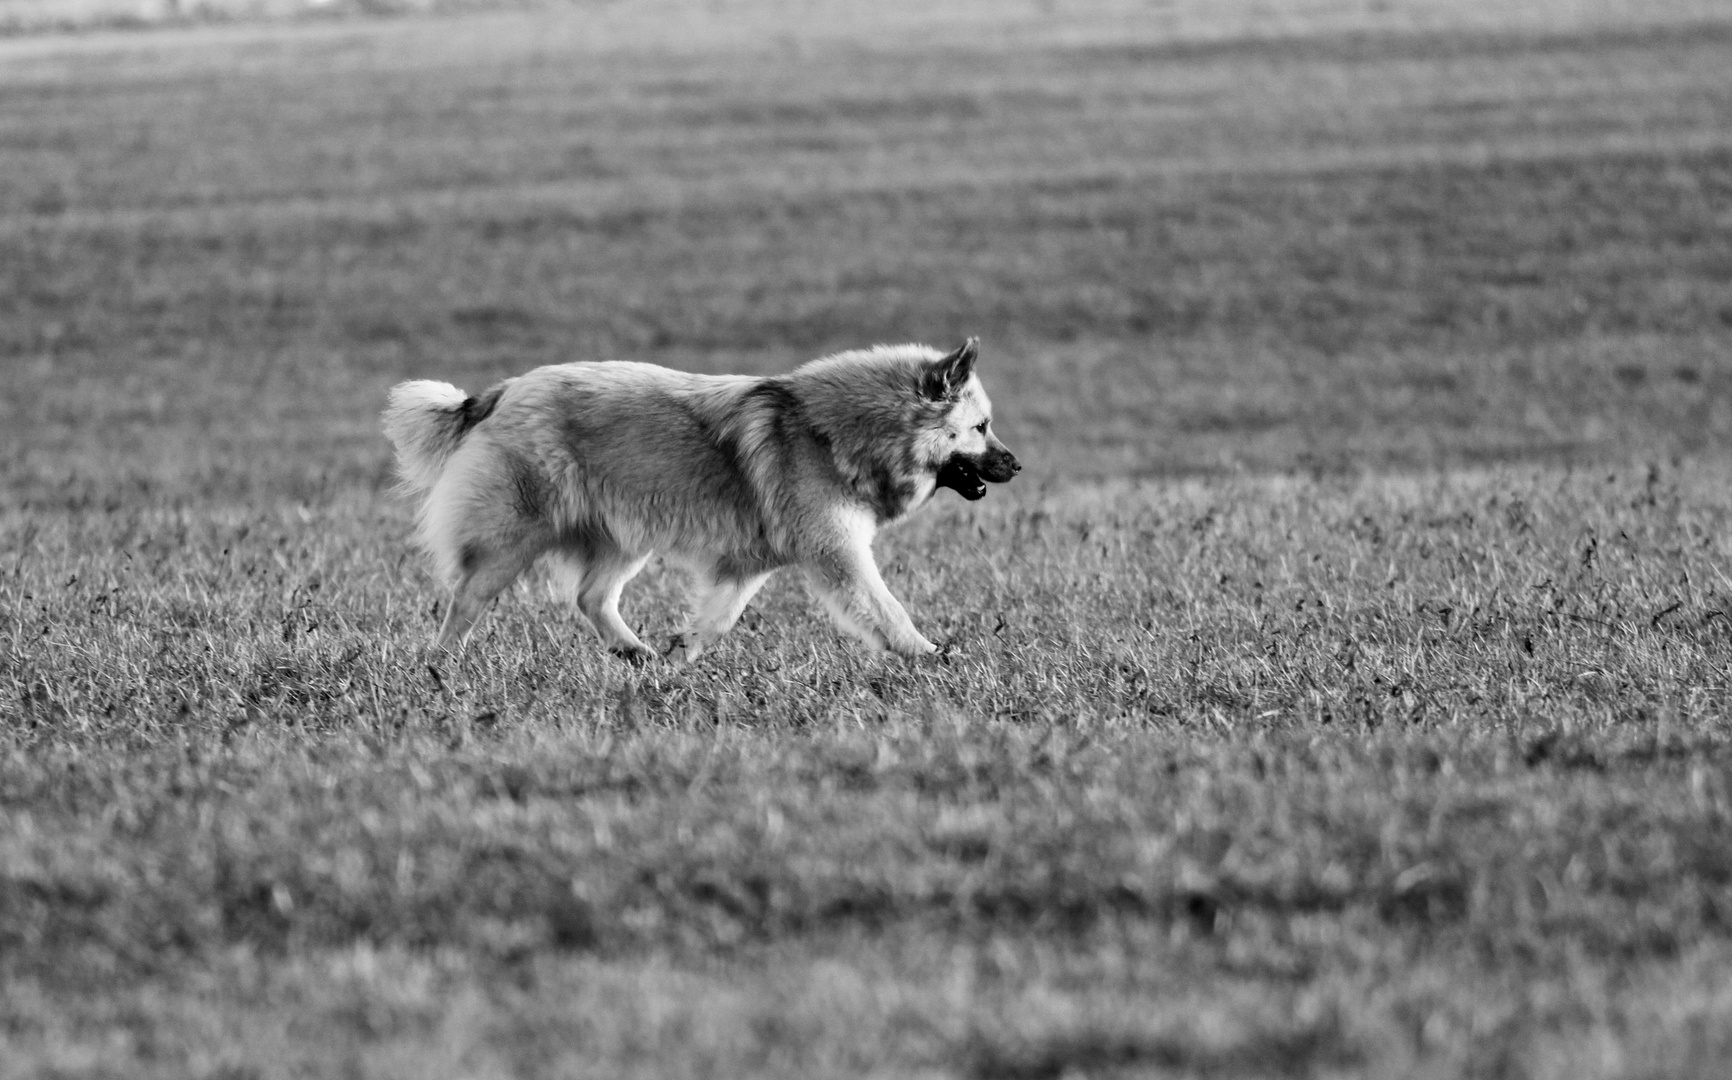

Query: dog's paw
left=893, top=636, right=939, bottom=659
left=934, top=638, right=961, bottom=665
left=608, top=644, right=654, bottom=666
left=664, top=634, right=703, bottom=664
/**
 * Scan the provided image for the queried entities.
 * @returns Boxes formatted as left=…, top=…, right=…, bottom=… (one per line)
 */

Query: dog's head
left=919, top=338, right=1020, bottom=501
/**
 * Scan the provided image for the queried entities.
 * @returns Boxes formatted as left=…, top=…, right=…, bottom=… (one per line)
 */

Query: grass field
left=6, top=1, right=1732, bottom=1076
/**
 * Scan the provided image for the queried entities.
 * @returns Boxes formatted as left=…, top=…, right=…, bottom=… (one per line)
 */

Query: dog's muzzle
left=937, top=447, right=1020, bottom=501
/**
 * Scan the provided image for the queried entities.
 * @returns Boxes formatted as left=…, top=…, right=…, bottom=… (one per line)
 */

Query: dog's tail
left=382, top=380, right=502, bottom=493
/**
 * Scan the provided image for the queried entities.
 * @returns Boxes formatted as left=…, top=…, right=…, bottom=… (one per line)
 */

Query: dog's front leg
left=669, top=568, right=775, bottom=663
left=804, top=547, right=937, bottom=658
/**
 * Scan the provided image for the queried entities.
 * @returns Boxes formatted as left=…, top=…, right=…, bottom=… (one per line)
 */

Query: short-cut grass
left=5, top=1, right=1732, bottom=1076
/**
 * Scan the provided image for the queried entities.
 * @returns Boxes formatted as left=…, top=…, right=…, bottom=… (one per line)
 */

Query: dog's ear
left=921, top=337, right=979, bottom=401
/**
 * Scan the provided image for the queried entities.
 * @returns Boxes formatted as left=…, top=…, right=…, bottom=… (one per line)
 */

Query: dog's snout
left=976, top=446, right=1020, bottom=484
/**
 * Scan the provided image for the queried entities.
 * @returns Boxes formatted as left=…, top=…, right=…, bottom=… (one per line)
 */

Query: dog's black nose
left=1009, top=457, right=1021, bottom=473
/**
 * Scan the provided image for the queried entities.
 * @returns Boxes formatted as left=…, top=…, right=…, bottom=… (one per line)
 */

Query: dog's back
left=472, top=363, right=801, bottom=564
left=385, top=362, right=818, bottom=608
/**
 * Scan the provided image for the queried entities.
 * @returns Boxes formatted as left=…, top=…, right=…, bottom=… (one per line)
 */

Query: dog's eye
left=975, top=421, right=989, bottom=433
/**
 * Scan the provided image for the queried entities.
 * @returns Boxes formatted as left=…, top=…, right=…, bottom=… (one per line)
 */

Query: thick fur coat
left=382, top=339, right=1019, bottom=661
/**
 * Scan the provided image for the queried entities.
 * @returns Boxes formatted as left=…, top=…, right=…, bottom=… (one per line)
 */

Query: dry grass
left=10, top=465, right=1732, bottom=1077
left=5, top=1, right=1732, bottom=1076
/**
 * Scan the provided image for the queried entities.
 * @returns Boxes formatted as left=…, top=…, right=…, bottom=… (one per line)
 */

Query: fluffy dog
left=382, top=339, right=1018, bottom=661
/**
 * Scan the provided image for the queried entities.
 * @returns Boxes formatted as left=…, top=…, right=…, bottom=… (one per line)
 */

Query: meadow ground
left=5, top=1, right=1732, bottom=1075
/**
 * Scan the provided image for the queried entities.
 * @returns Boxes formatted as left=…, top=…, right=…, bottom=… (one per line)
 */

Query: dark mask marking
left=937, top=444, right=1020, bottom=500
left=936, top=456, right=987, bottom=500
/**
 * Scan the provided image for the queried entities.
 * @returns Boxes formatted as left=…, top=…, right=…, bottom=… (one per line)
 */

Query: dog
left=382, top=339, right=1019, bottom=662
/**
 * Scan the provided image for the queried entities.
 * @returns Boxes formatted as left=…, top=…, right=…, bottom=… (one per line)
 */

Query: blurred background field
left=5, top=0, right=1729, bottom=39
left=6, top=1, right=1732, bottom=1076
left=5, top=0, right=1732, bottom=507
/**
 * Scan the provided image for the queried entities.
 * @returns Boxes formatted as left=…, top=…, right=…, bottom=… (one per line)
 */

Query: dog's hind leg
left=422, top=441, right=555, bottom=653
left=436, top=539, right=544, bottom=652
left=669, top=569, right=774, bottom=663
left=563, top=549, right=654, bottom=663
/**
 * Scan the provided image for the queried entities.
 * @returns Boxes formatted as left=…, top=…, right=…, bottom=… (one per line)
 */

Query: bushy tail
left=382, top=380, right=481, bottom=493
